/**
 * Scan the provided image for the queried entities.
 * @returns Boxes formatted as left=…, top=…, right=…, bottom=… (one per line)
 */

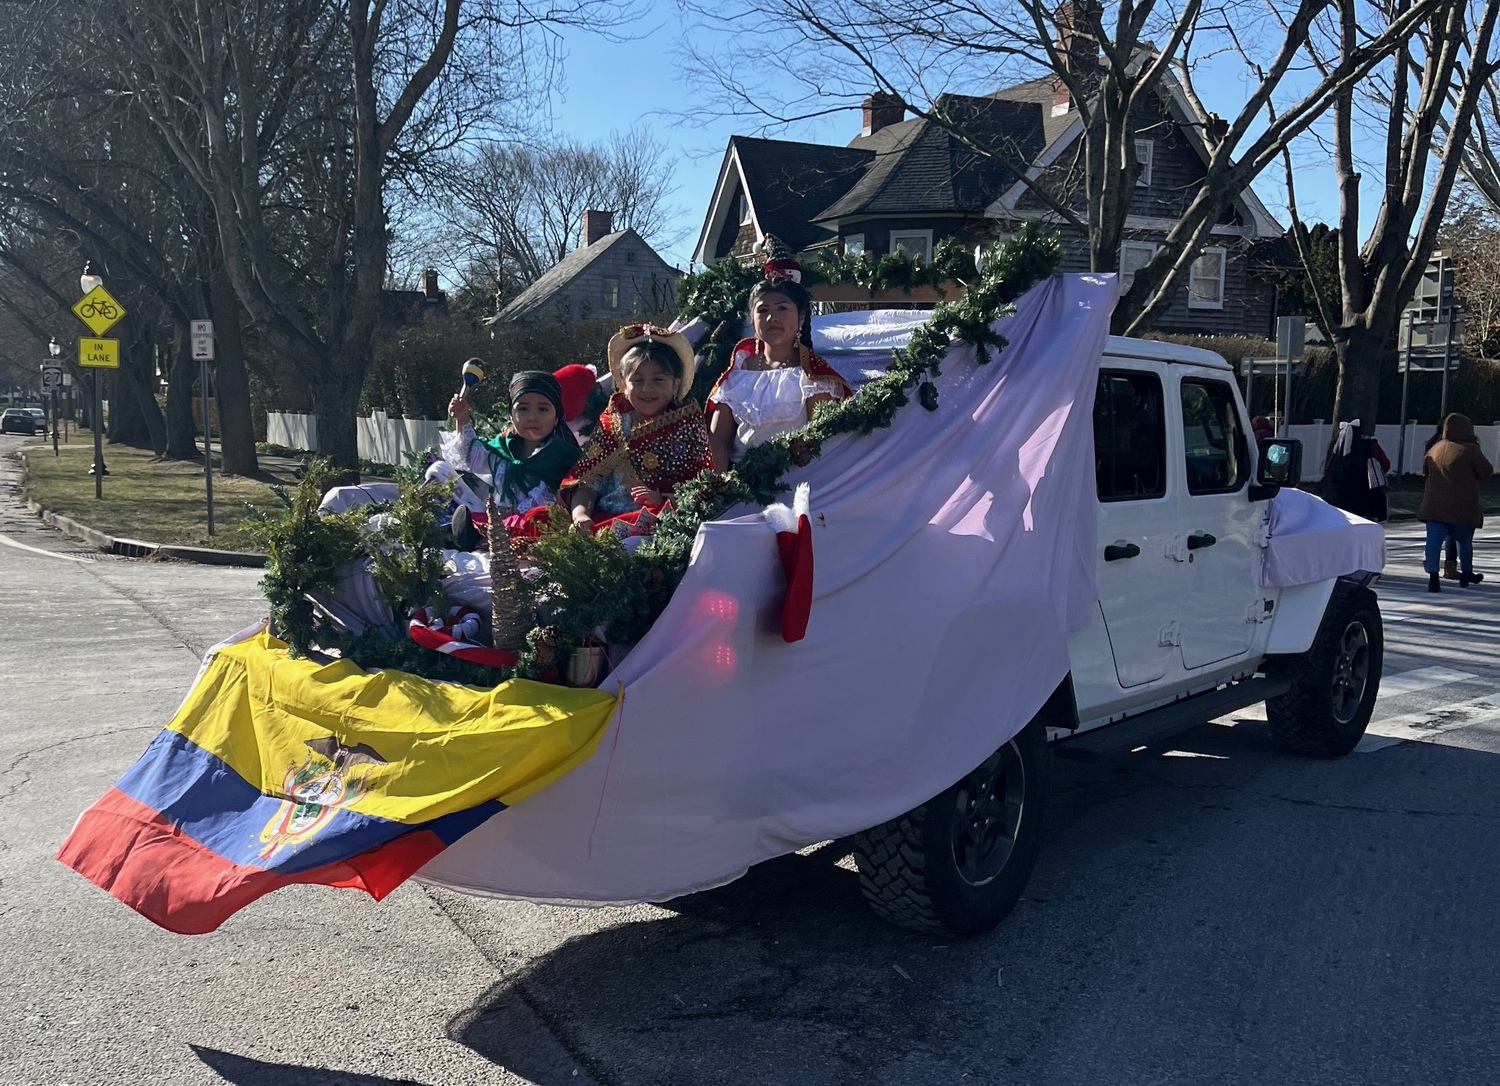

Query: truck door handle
left=1104, top=542, right=1141, bottom=561
left=1187, top=532, right=1217, bottom=550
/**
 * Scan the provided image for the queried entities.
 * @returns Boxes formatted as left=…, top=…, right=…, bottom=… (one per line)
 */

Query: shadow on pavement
left=192, top=1045, right=430, bottom=1086
left=448, top=726, right=1500, bottom=1086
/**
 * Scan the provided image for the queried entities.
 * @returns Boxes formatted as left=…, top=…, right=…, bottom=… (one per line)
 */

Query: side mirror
left=1258, top=438, right=1302, bottom=487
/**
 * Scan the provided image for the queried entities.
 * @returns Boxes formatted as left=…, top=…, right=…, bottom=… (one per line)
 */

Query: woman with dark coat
left=1323, top=420, right=1390, bottom=522
left=1418, top=412, right=1494, bottom=591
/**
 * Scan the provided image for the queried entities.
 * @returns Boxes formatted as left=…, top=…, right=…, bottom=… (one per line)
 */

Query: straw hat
left=606, top=324, right=698, bottom=402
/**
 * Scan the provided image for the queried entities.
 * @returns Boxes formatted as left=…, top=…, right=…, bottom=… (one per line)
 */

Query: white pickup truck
left=847, top=334, right=1384, bottom=936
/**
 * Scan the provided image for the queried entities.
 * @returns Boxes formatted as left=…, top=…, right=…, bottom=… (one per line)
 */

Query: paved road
left=3, top=434, right=1498, bottom=1085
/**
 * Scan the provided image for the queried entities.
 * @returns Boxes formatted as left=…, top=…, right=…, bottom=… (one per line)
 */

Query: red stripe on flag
left=56, top=789, right=449, bottom=935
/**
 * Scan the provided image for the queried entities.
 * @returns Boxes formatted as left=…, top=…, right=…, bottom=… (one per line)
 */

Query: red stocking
left=767, top=483, right=814, bottom=643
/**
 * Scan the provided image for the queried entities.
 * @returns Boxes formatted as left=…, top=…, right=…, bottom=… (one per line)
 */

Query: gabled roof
left=496, top=228, right=674, bottom=323
left=693, top=136, right=874, bottom=263
left=985, top=68, right=1285, bottom=239
left=819, top=96, right=1045, bottom=221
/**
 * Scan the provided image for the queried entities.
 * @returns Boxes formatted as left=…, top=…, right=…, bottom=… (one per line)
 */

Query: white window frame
left=603, top=277, right=620, bottom=310
left=1119, top=241, right=1157, bottom=290
left=844, top=233, right=865, bottom=256
left=890, top=229, right=934, bottom=264
left=738, top=193, right=752, bottom=225
left=1188, top=247, right=1226, bottom=310
left=1134, top=139, right=1154, bottom=187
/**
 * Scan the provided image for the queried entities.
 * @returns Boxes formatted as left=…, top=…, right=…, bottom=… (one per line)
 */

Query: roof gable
left=497, top=229, right=676, bottom=322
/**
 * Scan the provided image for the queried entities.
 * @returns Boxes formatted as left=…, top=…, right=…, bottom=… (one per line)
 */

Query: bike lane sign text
left=71, top=286, right=126, bottom=336
left=78, top=337, right=120, bottom=368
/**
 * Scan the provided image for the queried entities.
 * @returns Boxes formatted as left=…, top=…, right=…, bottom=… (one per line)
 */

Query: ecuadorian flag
left=57, top=631, right=618, bottom=934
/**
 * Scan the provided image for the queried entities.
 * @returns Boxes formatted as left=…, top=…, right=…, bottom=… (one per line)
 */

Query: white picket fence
left=1286, top=422, right=1500, bottom=482
left=266, top=410, right=445, bottom=468
left=267, top=411, right=1500, bottom=482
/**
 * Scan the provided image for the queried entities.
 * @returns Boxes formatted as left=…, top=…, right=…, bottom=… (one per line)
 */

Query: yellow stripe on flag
left=165, top=632, right=618, bottom=823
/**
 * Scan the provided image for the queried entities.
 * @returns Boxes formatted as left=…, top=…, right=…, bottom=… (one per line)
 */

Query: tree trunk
left=164, top=327, right=198, bottom=459
left=310, top=356, right=367, bottom=476
left=105, top=339, right=165, bottom=453
left=210, top=265, right=258, bottom=475
left=1330, top=323, right=1385, bottom=429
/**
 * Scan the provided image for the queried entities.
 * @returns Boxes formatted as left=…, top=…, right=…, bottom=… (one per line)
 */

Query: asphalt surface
left=3, top=432, right=1498, bottom=1086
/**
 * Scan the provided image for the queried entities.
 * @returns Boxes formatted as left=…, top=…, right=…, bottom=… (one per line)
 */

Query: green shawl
left=481, top=432, right=581, bottom=506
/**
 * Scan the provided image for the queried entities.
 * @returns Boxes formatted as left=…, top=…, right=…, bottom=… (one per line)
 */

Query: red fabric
left=553, top=365, right=597, bottom=421
left=408, top=611, right=521, bottom=668
left=776, top=514, right=814, bottom=643
left=55, top=789, right=448, bottom=935
left=1370, top=440, right=1391, bottom=473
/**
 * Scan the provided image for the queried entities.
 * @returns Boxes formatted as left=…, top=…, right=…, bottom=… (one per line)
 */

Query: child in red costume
left=562, top=326, right=714, bottom=537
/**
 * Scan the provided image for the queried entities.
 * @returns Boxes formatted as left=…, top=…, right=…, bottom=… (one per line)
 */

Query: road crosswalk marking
left=1357, top=692, right=1500, bottom=752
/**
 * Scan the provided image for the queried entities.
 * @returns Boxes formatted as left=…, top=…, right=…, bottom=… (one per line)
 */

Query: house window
left=844, top=234, right=865, bottom=256
left=1188, top=248, right=1225, bottom=309
left=603, top=278, right=620, bottom=310
left=1134, top=139, right=1154, bottom=187
left=1119, top=241, right=1157, bottom=290
left=890, top=230, right=933, bottom=264
left=738, top=193, right=751, bottom=225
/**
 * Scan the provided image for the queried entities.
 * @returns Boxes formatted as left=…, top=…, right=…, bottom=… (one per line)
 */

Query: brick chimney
left=861, top=92, right=905, bottom=137
left=582, top=209, right=615, bottom=248
left=422, top=267, right=441, bottom=300
left=1050, top=0, right=1101, bottom=117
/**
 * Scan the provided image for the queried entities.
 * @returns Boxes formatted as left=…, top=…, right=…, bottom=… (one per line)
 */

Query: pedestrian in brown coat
left=1418, top=413, right=1494, bottom=592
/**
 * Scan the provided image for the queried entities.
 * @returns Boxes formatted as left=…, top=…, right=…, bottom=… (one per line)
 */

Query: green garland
left=252, top=223, right=1061, bottom=683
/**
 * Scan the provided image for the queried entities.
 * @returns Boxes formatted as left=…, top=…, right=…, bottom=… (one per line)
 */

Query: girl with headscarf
left=433, top=368, right=588, bottom=546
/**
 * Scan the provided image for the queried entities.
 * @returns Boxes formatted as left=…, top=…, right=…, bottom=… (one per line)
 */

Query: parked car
left=0, top=408, right=44, bottom=435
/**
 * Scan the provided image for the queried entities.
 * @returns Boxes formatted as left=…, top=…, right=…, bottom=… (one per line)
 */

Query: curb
left=22, top=497, right=268, bottom=569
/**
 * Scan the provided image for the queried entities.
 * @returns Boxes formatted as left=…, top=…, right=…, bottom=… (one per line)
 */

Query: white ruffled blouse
left=709, top=367, right=842, bottom=459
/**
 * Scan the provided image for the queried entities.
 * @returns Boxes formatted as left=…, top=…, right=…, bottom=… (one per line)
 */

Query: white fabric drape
left=417, top=274, right=1118, bottom=905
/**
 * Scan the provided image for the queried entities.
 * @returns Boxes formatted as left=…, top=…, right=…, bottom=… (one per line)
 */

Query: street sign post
left=191, top=319, right=216, bottom=535
left=70, top=284, right=124, bottom=499
left=41, top=364, right=62, bottom=457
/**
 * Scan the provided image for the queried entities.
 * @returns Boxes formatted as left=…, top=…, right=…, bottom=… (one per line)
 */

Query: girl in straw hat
left=562, top=325, right=714, bottom=537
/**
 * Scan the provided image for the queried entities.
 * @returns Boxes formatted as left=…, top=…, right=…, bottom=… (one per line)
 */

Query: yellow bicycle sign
left=72, top=285, right=127, bottom=336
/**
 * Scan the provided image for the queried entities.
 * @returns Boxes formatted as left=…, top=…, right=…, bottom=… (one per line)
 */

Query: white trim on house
left=889, top=229, right=934, bottom=263
left=1134, top=138, right=1154, bottom=186
left=692, top=145, right=762, bottom=265
left=1120, top=240, right=1158, bottom=290
left=844, top=233, right=865, bottom=255
left=988, top=207, right=1256, bottom=238
left=1187, top=247, right=1226, bottom=309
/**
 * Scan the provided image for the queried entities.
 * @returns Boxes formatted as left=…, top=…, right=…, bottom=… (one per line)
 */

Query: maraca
left=459, top=358, right=484, bottom=400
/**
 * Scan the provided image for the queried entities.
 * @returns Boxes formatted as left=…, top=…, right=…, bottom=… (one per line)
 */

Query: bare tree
left=1282, top=0, right=1500, bottom=427
left=680, top=0, right=1448, bottom=334
left=103, top=0, right=627, bottom=471
left=425, top=128, right=684, bottom=301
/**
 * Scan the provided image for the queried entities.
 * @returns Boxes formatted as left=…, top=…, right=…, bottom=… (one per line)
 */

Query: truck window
left=1095, top=370, right=1166, bottom=501
left=1180, top=378, right=1249, bottom=494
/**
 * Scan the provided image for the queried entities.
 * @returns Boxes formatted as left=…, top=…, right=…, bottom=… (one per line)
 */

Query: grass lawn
left=20, top=433, right=302, bottom=550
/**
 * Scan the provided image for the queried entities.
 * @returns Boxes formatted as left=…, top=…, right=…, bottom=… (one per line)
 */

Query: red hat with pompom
left=553, top=364, right=597, bottom=421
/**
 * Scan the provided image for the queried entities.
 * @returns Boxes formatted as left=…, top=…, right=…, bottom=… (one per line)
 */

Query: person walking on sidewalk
left=1418, top=412, right=1493, bottom=592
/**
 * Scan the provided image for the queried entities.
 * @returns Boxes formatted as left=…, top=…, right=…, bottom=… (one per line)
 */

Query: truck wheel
left=850, top=714, right=1047, bottom=937
left=1264, top=581, right=1383, bottom=758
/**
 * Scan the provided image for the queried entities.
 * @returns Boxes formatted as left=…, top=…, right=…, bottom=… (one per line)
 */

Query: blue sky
left=540, top=10, right=1355, bottom=272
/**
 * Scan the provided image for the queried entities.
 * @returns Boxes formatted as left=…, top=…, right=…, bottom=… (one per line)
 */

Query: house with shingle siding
left=496, top=211, right=680, bottom=324
left=694, top=70, right=1288, bottom=339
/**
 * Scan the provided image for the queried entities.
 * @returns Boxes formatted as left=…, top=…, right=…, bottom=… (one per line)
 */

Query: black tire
left=850, top=714, right=1048, bottom=937
left=1264, top=581, right=1383, bottom=758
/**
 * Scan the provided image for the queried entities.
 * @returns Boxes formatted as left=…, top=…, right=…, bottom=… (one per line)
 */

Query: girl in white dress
left=707, top=245, right=852, bottom=469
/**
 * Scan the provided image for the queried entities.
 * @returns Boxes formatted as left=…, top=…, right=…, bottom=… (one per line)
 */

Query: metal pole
left=1284, top=355, right=1294, bottom=437
left=51, top=389, right=58, bottom=456
left=1397, top=314, right=1413, bottom=476
left=91, top=370, right=104, bottom=498
left=201, top=356, right=214, bottom=535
